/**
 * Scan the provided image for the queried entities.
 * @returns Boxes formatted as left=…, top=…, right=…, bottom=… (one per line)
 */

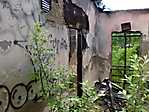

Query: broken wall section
left=71, top=0, right=111, bottom=82
left=97, top=9, right=149, bottom=78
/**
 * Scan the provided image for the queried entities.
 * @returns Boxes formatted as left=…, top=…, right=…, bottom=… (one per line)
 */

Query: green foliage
left=112, top=34, right=149, bottom=111
left=112, top=36, right=140, bottom=66
left=112, top=35, right=140, bottom=86
left=122, top=55, right=149, bottom=112
left=30, top=23, right=102, bottom=112
left=49, top=81, right=102, bottom=112
left=30, top=23, right=54, bottom=96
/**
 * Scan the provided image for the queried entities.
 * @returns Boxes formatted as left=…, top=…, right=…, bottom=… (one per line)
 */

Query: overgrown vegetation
left=112, top=33, right=140, bottom=86
left=30, top=23, right=102, bottom=112
left=112, top=33, right=149, bottom=111
left=122, top=55, right=149, bottom=112
left=30, top=23, right=149, bottom=112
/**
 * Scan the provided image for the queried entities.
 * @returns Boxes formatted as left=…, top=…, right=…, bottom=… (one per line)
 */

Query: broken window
left=121, top=22, right=131, bottom=31
left=111, top=31, right=142, bottom=87
left=41, top=0, right=51, bottom=13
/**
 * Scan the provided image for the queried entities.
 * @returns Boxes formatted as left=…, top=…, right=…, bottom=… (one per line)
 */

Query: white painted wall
left=0, top=0, right=49, bottom=112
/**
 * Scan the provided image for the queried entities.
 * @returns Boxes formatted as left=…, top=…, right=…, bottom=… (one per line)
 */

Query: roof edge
left=109, top=8, right=149, bottom=12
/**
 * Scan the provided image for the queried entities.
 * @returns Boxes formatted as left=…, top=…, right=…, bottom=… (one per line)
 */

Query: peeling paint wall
left=0, top=0, right=133, bottom=111
left=71, top=0, right=111, bottom=82
left=0, top=0, right=70, bottom=111
left=0, top=0, right=64, bottom=112
left=42, top=0, right=69, bottom=65
left=0, top=0, right=44, bottom=112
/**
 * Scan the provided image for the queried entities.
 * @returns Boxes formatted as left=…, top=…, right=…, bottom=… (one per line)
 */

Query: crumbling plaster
left=0, top=0, right=47, bottom=112
left=71, top=0, right=111, bottom=82
left=70, top=2, right=149, bottom=82
left=0, top=0, right=70, bottom=111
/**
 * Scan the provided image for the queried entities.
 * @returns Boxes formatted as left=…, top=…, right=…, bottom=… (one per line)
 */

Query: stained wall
left=92, top=9, right=149, bottom=78
left=71, top=0, right=111, bottom=82
left=96, top=9, right=149, bottom=58
left=0, top=0, right=68, bottom=112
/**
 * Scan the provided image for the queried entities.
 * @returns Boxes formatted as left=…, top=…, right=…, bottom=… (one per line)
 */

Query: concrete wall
left=95, top=9, right=149, bottom=78
left=97, top=9, right=149, bottom=55
left=102, top=9, right=149, bottom=39
left=0, top=0, right=44, bottom=112
left=1, top=0, right=134, bottom=111
left=45, top=24, right=69, bottom=65
left=44, top=0, right=69, bottom=65
left=0, top=0, right=69, bottom=112
left=71, top=0, right=111, bottom=82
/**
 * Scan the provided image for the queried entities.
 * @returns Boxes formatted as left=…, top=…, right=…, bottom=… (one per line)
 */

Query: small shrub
left=123, top=55, right=149, bottom=112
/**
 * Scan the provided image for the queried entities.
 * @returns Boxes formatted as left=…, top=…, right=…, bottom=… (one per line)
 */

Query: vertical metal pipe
left=77, top=29, right=83, bottom=97
left=124, top=32, right=127, bottom=88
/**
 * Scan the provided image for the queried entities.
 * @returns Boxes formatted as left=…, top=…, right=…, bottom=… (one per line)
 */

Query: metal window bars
left=41, top=0, right=51, bottom=13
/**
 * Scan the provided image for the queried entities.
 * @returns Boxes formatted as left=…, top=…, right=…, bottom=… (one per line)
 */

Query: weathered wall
left=95, top=9, right=149, bottom=78
left=0, top=0, right=69, bottom=112
left=71, top=0, right=111, bottom=82
left=68, top=2, right=149, bottom=82
left=97, top=9, right=149, bottom=55
left=0, top=0, right=45, bottom=112
left=1, top=1, right=137, bottom=111
left=45, top=24, right=69, bottom=65
left=44, top=0, right=69, bottom=65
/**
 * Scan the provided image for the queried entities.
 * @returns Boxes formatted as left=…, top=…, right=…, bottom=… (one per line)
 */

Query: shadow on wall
left=84, top=55, right=111, bottom=82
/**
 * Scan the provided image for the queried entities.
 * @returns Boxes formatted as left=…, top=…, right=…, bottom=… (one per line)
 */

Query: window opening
left=41, top=0, right=51, bottom=13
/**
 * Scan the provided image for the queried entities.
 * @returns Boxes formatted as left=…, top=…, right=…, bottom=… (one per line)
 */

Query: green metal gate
left=112, top=31, right=142, bottom=87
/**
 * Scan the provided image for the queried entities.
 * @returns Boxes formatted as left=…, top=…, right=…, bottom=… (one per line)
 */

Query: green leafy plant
left=30, top=23, right=54, bottom=97
left=30, top=23, right=102, bottom=112
left=122, top=55, right=149, bottom=112
left=49, top=81, right=102, bottom=112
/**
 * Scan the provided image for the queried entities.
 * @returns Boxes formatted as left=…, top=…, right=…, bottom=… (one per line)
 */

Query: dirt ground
left=17, top=100, right=49, bottom=112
